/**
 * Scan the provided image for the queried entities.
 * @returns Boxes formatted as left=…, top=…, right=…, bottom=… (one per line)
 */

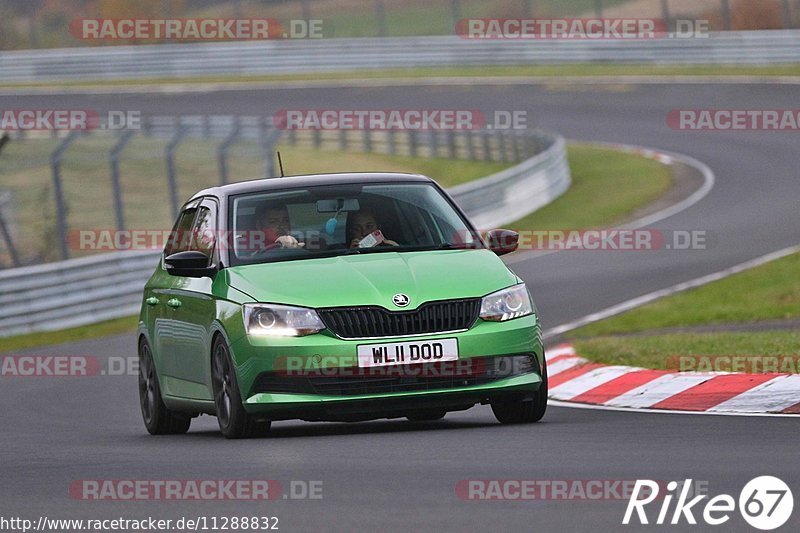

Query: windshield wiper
left=345, top=243, right=478, bottom=255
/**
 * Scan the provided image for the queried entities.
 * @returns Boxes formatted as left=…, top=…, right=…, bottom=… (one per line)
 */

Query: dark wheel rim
left=138, top=344, right=156, bottom=425
left=213, top=344, right=233, bottom=427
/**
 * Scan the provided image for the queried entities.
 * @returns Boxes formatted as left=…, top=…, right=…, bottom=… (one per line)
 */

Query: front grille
left=317, top=298, right=481, bottom=339
left=252, top=354, right=538, bottom=397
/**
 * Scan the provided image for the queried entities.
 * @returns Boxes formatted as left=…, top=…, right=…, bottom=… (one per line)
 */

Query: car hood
left=226, top=249, right=518, bottom=310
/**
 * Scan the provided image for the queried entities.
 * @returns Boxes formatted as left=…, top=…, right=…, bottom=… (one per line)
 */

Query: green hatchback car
left=138, top=173, right=546, bottom=438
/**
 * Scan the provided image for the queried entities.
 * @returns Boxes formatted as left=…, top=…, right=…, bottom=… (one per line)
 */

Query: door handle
left=167, top=298, right=182, bottom=309
left=145, top=297, right=160, bottom=306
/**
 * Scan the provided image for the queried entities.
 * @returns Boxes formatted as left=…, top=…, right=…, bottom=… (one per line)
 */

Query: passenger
left=347, top=210, right=399, bottom=249
left=254, top=204, right=304, bottom=250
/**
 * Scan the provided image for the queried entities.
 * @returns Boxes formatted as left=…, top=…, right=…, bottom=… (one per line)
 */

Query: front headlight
left=243, top=303, right=325, bottom=337
left=479, top=284, right=534, bottom=322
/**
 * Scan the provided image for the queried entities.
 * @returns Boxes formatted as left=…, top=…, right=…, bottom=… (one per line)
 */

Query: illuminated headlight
left=243, top=303, right=325, bottom=337
left=479, top=284, right=534, bottom=322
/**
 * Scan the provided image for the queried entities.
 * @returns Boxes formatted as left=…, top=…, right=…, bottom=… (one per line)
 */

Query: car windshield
left=228, top=181, right=482, bottom=266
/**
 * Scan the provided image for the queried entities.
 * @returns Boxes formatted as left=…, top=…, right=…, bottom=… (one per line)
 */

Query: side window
left=190, top=203, right=217, bottom=258
left=164, top=208, right=198, bottom=256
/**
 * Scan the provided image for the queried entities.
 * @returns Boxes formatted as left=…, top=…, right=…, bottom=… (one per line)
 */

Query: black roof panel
left=189, top=172, right=433, bottom=203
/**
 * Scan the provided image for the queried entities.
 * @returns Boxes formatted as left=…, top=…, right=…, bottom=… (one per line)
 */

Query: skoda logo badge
left=392, top=293, right=410, bottom=307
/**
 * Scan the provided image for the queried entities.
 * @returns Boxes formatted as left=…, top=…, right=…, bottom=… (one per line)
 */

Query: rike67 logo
left=624, top=476, right=793, bottom=530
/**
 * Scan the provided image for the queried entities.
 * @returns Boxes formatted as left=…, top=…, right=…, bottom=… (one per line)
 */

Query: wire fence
left=0, top=116, right=551, bottom=269
left=0, top=124, right=570, bottom=336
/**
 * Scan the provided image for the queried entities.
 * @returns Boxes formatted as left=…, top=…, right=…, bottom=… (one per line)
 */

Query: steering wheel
left=249, top=241, right=308, bottom=258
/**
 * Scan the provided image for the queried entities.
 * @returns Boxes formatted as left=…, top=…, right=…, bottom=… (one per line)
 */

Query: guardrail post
left=525, top=133, right=538, bottom=157
left=218, top=117, right=241, bottom=185
left=364, top=129, right=373, bottom=152
left=660, top=0, right=671, bottom=29
left=165, top=125, right=187, bottom=219
left=387, top=130, right=397, bottom=155
left=499, top=131, right=509, bottom=163
left=339, top=129, right=348, bottom=151
left=427, top=131, right=438, bottom=158
left=720, top=0, right=732, bottom=30
left=467, top=131, right=477, bottom=160
left=0, top=193, right=20, bottom=267
left=0, top=132, right=10, bottom=156
left=312, top=128, right=322, bottom=149
left=781, top=0, right=792, bottom=29
left=447, top=131, right=457, bottom=159
left=50, top=130, right=82, bottom=260
left=141, top=116, right=152, bottom=137
left=522, top=0, right=535, bottom=17
left=481, top=131, right=491, bottom=161
left=109, top=129, right=136, bottom=232
left=375, top=0, right=387, bottom=37
left=450, top=0, right=461, bottom=29
left=511, top=132, right=521, bottom=162
left=409, top=130, right=418, bottom=157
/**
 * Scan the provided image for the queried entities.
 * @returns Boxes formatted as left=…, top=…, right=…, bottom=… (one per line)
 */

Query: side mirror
left=164, top=251, right=217, bottom=278
left=485, top=229, right=519, bottom=256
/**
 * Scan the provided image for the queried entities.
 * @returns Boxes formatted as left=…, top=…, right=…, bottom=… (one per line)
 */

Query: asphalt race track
left=1, top=82, right=799, bottom=531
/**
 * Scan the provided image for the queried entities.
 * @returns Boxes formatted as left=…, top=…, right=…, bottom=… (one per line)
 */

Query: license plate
left=357, top=338, right=459, bottom=368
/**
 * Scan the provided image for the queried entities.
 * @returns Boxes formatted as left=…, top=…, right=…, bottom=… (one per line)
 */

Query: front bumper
left=229, top=314, right=543, bottom=420
left=243, top=373, right=541, bottom=421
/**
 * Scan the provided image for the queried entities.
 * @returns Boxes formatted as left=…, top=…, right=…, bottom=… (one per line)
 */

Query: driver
left=254, top=204, right=304, bottom=251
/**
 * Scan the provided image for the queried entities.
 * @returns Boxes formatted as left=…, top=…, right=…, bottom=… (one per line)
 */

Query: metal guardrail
left=451, top=135, right=569, bottom=229
left=0, top=250, right=161, bottom=335
left=1, top=31, right=799, bottom=83
left=0, top=129, right=569, bottom=337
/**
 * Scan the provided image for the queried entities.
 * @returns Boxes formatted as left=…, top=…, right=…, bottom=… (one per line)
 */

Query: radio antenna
left=277, top=151, right=285, bottom=177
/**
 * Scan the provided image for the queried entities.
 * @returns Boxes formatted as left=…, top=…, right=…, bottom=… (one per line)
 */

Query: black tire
left=212, top=337, right=271, bottom=439
left=406, top=410, right=447, bottom=422
left=138, top=339, right=191, bottom=435
left=491, top=357, right=548, bottom=424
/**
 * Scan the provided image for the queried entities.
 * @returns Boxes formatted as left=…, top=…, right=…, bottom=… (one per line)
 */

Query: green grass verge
left=0, top=315, right=138, bottom=353
left=510, top=143, right=672, bottom=230
left=3, top=64, right=800, bottom=89
left=571, top=252, right=800, bottom=371
left=573, top=252, right=800, bottom=336
left=0, top=143, right=674, bottom=349
left=574, top=331, right=800, bottom=372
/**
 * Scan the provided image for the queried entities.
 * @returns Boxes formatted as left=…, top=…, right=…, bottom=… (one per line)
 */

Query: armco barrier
left=0, top=250, right=161, bottom=335
left=0, top=130, right=570, bottom=337
left=0, top=31, right=799, bottom=83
